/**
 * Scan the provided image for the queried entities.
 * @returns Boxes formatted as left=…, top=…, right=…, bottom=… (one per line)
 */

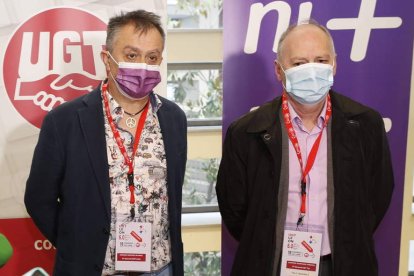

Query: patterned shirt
left=102, top=89, right=171, bottom=275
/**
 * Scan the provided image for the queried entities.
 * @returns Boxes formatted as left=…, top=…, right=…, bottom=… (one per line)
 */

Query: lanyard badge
left=115, top=221, right=152, bottom=271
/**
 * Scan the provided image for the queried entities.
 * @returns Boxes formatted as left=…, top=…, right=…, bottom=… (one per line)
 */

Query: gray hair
left=277, top=19, right=336, bottom=61
left=106, top=10, right=165, bottom=52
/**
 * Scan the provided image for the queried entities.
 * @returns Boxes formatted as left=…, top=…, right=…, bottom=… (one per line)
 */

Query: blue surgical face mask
left=280, top=62, right=334, bottom=105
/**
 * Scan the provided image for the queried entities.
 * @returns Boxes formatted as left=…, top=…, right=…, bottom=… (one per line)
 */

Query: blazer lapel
left=156, top=101, right=178, bottom=199
left=78, top=88, right=111, bottom=221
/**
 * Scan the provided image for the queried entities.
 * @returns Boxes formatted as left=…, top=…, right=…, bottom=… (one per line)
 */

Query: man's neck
left=289, top=97, right=326, bottom=132
left=107, top=80, right=149, bottom=113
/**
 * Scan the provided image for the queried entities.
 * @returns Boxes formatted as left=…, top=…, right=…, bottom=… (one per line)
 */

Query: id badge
left=280, top=229, right=322, bottom=276
left=115, top=221, right=152, bottom=272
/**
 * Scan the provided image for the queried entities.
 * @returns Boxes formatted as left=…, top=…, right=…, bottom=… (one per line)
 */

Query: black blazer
left=25, top=86, right=187, bottom=276
left=216, top=91, right=394, bottom=276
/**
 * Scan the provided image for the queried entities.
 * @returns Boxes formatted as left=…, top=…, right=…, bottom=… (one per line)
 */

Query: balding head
left=277, top=20, right=336, bottom=64
left=275, top=21, right=337, bottom=83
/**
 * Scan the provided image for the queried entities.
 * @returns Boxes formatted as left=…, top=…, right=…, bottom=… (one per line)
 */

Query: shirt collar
left=288, top=99, right=327, bottom=130
left=150, top=92, right=162, bottom=113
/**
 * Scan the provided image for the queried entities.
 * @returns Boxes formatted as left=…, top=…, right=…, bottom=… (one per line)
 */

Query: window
left=167, top=0, right=223, bottom=29
left=410, top=240, right=414, bottom=275
left=167, top=63, right=222, bottom=127
left=167, top=64, right=222, bottom=212
left=166, top=1, right=222, bottom=274
left=182, top=158, right=220, bottom=212
left=184, top=251, right=221, bottom=276
left=167, top=0, right=222, bottom=213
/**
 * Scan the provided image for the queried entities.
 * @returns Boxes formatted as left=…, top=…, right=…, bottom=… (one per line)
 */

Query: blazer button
left=263, top=134, right=271, bottom=140
left=103, top=228, right=110, bottom=235
left=94, top=264, right=102, bottom=271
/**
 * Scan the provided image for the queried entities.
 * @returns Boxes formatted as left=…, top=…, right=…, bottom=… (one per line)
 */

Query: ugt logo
left=3, top=7, right=107, bottom=128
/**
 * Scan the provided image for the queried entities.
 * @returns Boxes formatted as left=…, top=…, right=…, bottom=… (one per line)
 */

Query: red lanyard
left=101, top=82, right=149, bottom=218
left=281, top=93, right=331, bottom=226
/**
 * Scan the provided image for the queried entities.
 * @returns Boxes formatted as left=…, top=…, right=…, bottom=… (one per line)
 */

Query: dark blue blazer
left=25, top=86, right=187, bottom=276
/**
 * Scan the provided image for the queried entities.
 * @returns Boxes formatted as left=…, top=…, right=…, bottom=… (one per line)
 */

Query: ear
left=100, top=51, right=111, bottom=72
left=332, top=55, right=337, bottom=76
left=275, top=60, right=283, bottom=82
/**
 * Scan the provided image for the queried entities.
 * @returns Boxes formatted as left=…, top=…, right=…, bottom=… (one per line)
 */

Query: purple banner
left=222, top=0, right=414, bottom=275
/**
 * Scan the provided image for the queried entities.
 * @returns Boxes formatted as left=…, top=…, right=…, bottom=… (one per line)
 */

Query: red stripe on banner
left=0, top=218, right=55, bottom=275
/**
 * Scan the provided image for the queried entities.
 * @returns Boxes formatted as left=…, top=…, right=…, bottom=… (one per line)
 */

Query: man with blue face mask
left=216, top=21, right=394, bottom=276
left=25, top=10, right=187, bottom=276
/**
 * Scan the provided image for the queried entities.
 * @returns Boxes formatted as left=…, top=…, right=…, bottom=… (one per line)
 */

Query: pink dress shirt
left=285, top=100, right=331, bottom=256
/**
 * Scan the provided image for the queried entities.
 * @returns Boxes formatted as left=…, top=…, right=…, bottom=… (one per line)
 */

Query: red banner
left=0, top=218, right=55, bottom=275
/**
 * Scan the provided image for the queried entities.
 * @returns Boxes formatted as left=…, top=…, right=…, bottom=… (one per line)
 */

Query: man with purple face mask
left=216, top=20, right=394, bottom=276
left=25, top=10, right=187, bottom=276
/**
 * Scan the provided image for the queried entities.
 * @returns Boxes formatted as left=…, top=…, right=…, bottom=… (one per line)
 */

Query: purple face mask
left=108, top=52, right=161, bottom=100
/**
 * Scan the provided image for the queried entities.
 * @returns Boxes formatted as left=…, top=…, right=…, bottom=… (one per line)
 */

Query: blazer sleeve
left=179, top=111, right=187, bottom=186
left=216, top=122, right=248, bottom=241
left=25, top=113, right=64, bottom=245
left=369, top=111, right=394, bottom=230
